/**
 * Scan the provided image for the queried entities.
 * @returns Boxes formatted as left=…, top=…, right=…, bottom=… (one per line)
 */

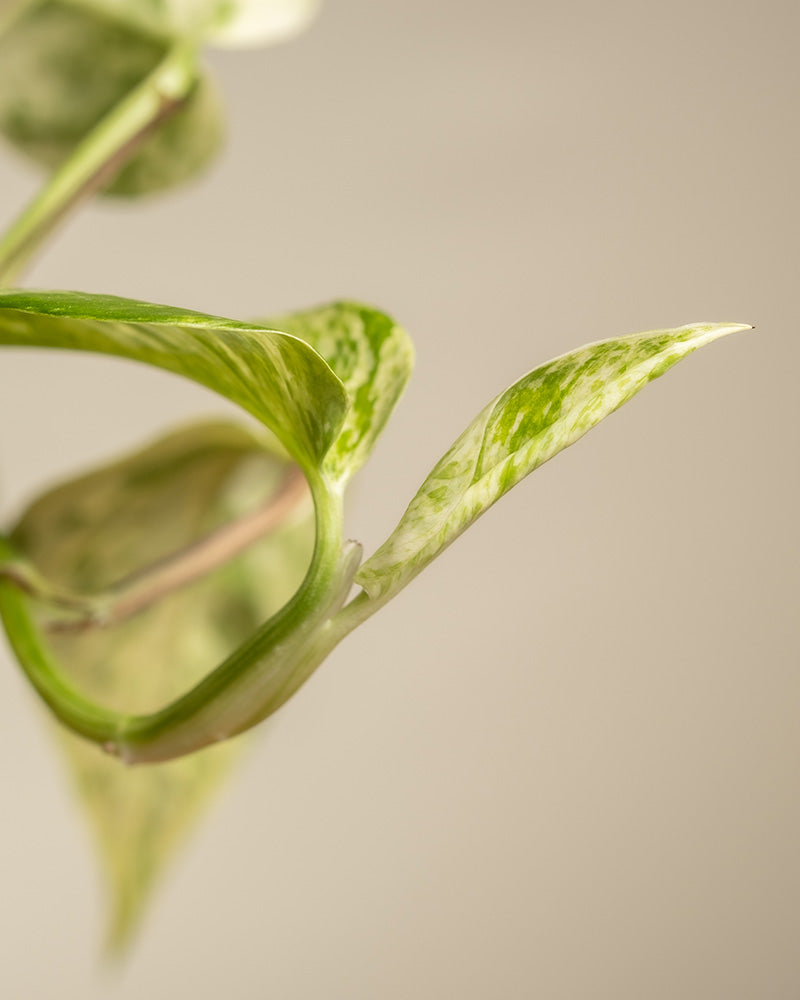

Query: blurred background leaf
left=61, top=0, right=322, bottom=48
left=9, top=420, right=314, bottom=950
left=0, top=0, right=224, bottom=197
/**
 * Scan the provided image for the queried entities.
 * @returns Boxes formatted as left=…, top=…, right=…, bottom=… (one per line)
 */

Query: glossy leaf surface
left=261, top=301, right=414, bottom=485
left=0, top=1, right=223, bottom=197
left=357, top=323, right=749, bottom=600
left=10, top=420, right=314, bottom=949
left=0, top=290, right=348, bottom=472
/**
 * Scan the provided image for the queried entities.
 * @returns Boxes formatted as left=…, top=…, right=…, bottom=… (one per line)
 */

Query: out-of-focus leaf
left=63, top=0, right=321, bottom=48
left=261, top=301, right=414, bottom=486
left=357, top=322, right=750, bottom=601
left=0, top=0, right=223, bottom=197
left=10, top=420, right=314, bottom=949
left=0, top=290, right=349, bottom=473
left=204, top=0, right=321, bottom=47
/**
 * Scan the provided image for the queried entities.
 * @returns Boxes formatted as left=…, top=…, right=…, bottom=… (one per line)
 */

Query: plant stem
left=116, top=476, right=352, bottom=762
left=0, top=474, right=355, bottom=763
left=68, top=464, right=309, bottom=630
left=0, top=464, right=310, bottom=633
left=0, top=472, right=408, bottom=763
left=0, top=41, right=199, bottom=287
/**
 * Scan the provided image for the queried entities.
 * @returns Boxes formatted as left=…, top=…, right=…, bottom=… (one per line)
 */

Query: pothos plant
left=0, top=0, right=749, bottom=953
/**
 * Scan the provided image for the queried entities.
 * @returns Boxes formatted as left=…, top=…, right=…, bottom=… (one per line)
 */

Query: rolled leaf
left=357, top=323, right=750, bottom=600
left=261, top=301, right=414, bottom=485
left=0, top=1, right=223, bottom=197
left=0, top=290, right=348, bottom=473
left=9, top=420, right=314, bottom=950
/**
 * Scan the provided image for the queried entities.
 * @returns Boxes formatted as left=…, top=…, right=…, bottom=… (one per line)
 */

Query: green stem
left=252, top=586, right=399, bottom=725
left=0, top=464, right=309, bottom=632
left=118, top=476, right=353, bottom=762
left=0, top=473, right=355, bottom=763
left=327, top=588, right=383, bottom=640
left=0, top=40, right=199, bottom=287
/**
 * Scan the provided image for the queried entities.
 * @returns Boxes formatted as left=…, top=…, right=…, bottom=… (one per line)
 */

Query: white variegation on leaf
left=0, top=290, right=348, bottom=474
left=0, top=292, right=413, bottom=767
left=0, top=301, right=751, bottom=775
left=260, top=302, right=414, bottom=485
left=63, top=0, right=321, bottom=47
left=208, top=0, right=321, bottom=47
left=356, top=323, right=750, bottom=601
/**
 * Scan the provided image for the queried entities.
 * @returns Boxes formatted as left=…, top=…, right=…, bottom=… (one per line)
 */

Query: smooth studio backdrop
left=1, top=0, right=798, bottom=997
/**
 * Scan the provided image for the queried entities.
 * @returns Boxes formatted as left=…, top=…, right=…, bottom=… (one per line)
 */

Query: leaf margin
left=356, top=321, right=751, bottom=601
left=0, top=289, right=350, bottom=473
left=259, top=300, right=415, bottom=486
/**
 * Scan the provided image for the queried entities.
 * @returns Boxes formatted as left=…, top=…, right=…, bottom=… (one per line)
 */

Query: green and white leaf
left=261, top=301, right=414, bottom=486
left=9, top=420, right=314, bottom=950
left=357, top=322, right=750, bottom=601
left=0, top=0, right=223, bottom=197
left=204, top=0, right=321, bottom=47
left=62, top=0, right=321, bottom=47
left=0, top=290, right=348, bottom=473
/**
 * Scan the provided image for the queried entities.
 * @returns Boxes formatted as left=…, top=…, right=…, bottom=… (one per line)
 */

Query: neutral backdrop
left=1, top=1, right=798, bottom=997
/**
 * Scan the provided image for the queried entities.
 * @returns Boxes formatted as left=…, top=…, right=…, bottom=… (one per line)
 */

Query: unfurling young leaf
left=356, top=323, right=750, bottom=601
left=10, top=420, right=315, bottom=950
left=0, top=1, right=223, bottom=197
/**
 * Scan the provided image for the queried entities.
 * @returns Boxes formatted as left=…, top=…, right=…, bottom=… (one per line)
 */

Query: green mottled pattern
left=357, top=323, right=749, bottom=600
left=0, top=290, right=348, bottom=471
left=0, top=1, right=223, bottom=198
left=11, top=421, right=314, bottom=949
left=261, top=302, right=414, bottom=484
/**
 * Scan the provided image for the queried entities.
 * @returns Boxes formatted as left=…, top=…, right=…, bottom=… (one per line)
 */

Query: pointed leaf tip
left=357, top=321, right=751, bottom=601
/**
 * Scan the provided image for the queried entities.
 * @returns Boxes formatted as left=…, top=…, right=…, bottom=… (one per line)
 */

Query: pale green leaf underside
left=357, top=323, right=749, bottom=600
left=11, top=420, right=314, bottom=950
left=0, top=290, right=348, bottom=471
left=261, top=301, right=414, bottom=484
left=0, top=1, right=223, bottom=198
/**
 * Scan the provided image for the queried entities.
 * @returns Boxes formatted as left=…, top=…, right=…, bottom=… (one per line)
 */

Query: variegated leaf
left=357, top=323, right=749, bottom=600
left=10, top=420, right=314, bottom=950
left=0, top=290, right=348, bottom=472
left=260, top=302, right=414, bottom=485
left=62, top=0, right=321, bottom=47
left=0, top=1, right=223, bottom=198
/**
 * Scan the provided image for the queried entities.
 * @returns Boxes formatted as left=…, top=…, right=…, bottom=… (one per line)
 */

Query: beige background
left=1, top=0, right=799, bottom=996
